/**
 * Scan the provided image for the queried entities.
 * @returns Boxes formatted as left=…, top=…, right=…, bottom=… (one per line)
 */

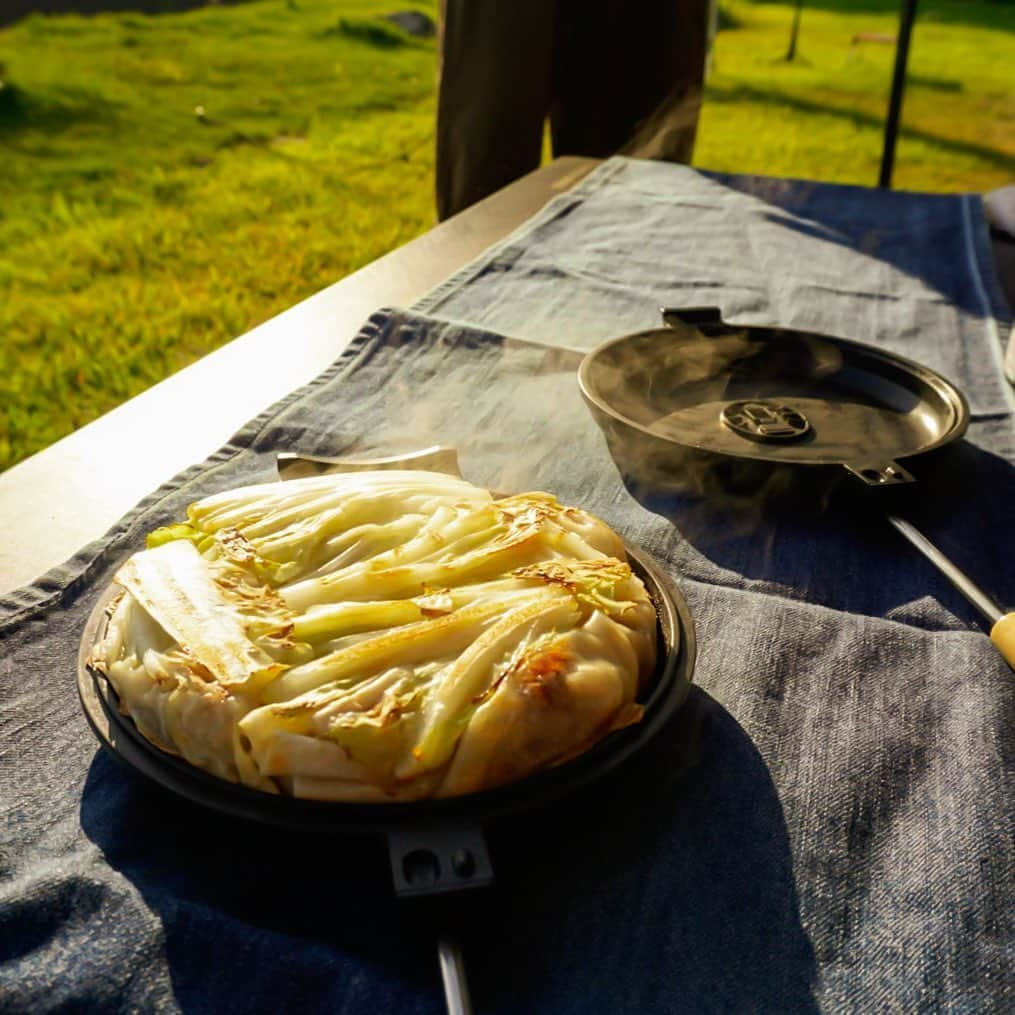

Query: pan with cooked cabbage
left=87, top=470, right=661, bottom=801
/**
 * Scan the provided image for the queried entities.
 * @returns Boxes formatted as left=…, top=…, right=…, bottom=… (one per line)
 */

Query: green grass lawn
left=699, top=0, right=1015, bottom=192
left=1, top=0, right=1013, bottom=471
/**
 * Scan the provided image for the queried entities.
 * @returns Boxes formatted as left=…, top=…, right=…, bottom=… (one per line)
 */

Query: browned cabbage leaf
left=89, top=470, right=660, bottom=800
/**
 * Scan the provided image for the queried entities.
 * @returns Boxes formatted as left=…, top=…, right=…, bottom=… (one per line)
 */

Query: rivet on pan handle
left=844, top=461, right=915, bottom=486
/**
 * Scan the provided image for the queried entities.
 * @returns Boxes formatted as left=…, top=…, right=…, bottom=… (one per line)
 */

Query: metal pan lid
left=578, top=307, right=969, bottom=485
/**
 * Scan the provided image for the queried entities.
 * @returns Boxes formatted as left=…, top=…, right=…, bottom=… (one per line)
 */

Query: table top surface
left=3, top=156, right=1012, bottom=1015
left=0, top=157, right=598, bottom=595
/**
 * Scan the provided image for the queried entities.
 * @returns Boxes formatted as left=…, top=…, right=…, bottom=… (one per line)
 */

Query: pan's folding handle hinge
left=844, top=461, right=915, bottom=486
left=660, top=306, right=724, bottom=328
left=277, top=446, right=462, bottom=482
left=387, top=823, right=493, bottom=899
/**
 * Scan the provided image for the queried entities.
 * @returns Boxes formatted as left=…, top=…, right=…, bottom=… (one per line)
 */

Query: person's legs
left=550, top=0, right=708, bottom=164
left=436, top=0, right=556, bottom=220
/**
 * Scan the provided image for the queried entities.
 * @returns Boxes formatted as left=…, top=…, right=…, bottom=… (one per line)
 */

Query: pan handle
left=660, top=306, right=724, bottom=328
left=437, top=933, right=474, bottom=1015
left=277, top=445, right=463, bottom=482
left=387, top=824, right=490, bottom=1015
left=844, top=461, right=915, bottom=486
left=387, top=822, right=493, bottom=899
left=886, top=514, right=1014, bottom=671
left=991, top=614, right=1015, bottom=670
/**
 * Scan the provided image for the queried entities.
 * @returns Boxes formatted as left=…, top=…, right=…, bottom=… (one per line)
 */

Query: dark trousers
left=436, top=0, right=709, bottom=220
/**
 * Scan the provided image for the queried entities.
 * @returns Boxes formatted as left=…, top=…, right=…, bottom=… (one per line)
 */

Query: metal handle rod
left=437, top=933, right=473, bottom=1015
left=887, top=513, right=1004, bottom=626
left=878, top=0, right=920, bottom=188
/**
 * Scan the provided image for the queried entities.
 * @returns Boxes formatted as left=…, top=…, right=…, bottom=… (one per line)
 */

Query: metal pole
left=785, top=0, right=805, bottom=62
left=878, top=0, right=920, bottom=188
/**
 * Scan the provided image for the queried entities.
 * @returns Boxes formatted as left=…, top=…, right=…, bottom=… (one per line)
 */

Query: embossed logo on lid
left=720, top=400, right=811, bottom=443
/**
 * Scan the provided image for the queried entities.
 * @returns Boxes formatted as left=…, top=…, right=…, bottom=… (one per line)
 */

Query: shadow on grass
left=1, top=0, right=250, bottom=29
left=318, top=17, right=416, bottom=48
left=0, top=79, right=120, bottom=134
left=706, top=82, right=1015, bottom=173
left=906, top=73, right=964, bottom=94
left=717, top=2, right=744, bottom=30
left=749, top=0, right=1015, bottom=32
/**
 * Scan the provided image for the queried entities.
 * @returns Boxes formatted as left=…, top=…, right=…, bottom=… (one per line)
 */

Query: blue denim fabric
left=1, top=161, right=1012, bottom=1013
left=417, top=159, right=1014, bottom=419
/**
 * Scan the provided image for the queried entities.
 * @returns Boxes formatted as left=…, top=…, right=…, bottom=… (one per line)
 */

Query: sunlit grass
left=1, top=0, right=1012, bottom=470
left=697, top=0, right=1015, bottom=191
left=0, top=0, right=439, bottom=467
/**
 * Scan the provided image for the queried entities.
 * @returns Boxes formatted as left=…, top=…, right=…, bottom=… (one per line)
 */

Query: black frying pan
left=578, top=307, right=1014, bottom=668
left=78, top=533, right=696, bottom=1013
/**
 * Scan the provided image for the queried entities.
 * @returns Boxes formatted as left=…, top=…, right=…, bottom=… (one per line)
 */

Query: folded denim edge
left=411, top=157, right=628, bottom=317
left=960, top=193, right=1015, bottom=422
left=0, top=308, right=396, bottom=632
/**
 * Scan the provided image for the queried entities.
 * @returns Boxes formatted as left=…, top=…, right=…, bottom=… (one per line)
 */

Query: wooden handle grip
left=989, top=613, right=1015, bottom=671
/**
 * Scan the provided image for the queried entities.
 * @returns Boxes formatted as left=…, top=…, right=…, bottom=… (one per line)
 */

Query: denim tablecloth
left=1, top=159, right=1013, bottom=1013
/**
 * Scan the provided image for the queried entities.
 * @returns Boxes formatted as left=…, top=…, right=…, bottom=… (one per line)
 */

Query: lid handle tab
left=844, top=461, right=915, bottom=486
